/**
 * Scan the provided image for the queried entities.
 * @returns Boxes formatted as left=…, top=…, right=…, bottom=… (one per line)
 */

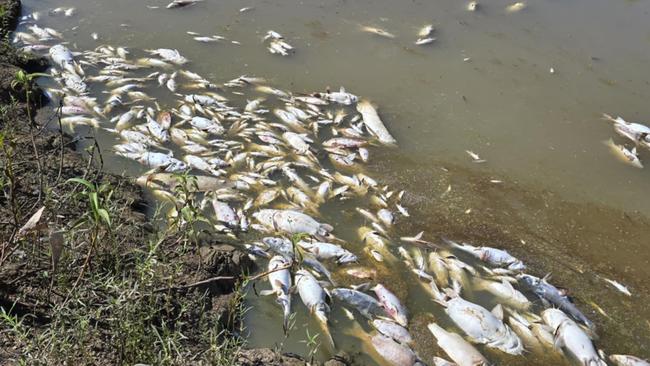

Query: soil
left=0, top=1, right=329, bottom=364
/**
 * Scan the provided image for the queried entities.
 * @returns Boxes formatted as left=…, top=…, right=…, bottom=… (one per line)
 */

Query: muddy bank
left=0, top=1, right=314, bottom=364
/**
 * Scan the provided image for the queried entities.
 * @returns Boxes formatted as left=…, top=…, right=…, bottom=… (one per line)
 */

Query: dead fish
left=373, top=284, right=408, bottom=326
left=344, top=266, right=377, bottom=280
left=332, top=287, right=387, bottom=319
left=443, top=238, right=525, bottom=271
left=146, top=48, right=188, bottom=65
left=361, top=26, right=396, bottom=39
left=370, top=334, right=418, bottom=366
left=430, top=282, right=524, bottom=355
left=295, top=269, right=335, bottom=350
left=543, top=309, right=606, bottom=366
left=609, top=355, right=650, bottom=366
left=415, top=37, right=436, bottom=45
left=264, top=30, right=284, bottom=41
left=602, top=113, right=650, bottom=144
left=259, top=256, right=292, bottom=330
left=315, top=87, right=359, bottom=105
left=357, top=100, right=397, bottom=146
left=372, top=319, right=413, bottom=345
left=418, top=25, right=434, bottom=38
left=604, top=139, right=642, bottom=169
left=298, top=240, right=358, bottom=264
left=167, top=0, right=204, bottom=9
left=253, top=209, right=333, bottom=238
left=519, top=274, right=594, bottom=329
left=466, top=150, right=486, bottom=163
left=506, top=2, right=526, bottom=12
left=428, top=322, right=489, bottom=366
left=601, top=277, right=632, bottom=296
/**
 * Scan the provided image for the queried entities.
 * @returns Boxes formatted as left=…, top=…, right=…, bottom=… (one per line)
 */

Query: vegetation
left=0, top=77, right=250, bottom=365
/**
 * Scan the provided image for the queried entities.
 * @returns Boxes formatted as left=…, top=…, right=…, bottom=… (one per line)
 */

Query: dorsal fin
left=491, top=304, right=504, bottom=320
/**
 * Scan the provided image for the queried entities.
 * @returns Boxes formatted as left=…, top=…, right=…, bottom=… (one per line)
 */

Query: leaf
left=17, top=206, right=46, bottom=238
left=26, top=72, right=50, bottom=80
left=66, top=177, right=95, bottom=191
left=97, top=208, right=111, bottom=228
left=89, top=191, right=100, bottom=221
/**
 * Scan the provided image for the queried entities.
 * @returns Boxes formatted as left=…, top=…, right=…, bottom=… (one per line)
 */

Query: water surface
left=18, top=0, right=650, bottom=363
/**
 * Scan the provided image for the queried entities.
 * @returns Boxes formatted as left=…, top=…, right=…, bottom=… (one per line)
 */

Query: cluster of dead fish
left=602, top=113, right=650, bottom=169
left=263, top=30, right=294, bottom=56
left=360, top=24, right=436, bottom=47
left=12, top=12, right=649, bottom=366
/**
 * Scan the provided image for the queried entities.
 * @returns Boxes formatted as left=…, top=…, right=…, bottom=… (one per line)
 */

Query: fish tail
left=602, top=113, right=616, bottom=123
left=282, top=303, right=291, bottom=333
left=318, top=318, right=336, bottom=354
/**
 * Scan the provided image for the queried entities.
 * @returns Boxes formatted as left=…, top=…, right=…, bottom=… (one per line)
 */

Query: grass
left=0, top=98, right=249, bottom=364
left=0, top=170, right=249, bottom=364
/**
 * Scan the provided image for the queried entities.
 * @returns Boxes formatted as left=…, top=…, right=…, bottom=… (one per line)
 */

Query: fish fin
left=350, top=282, right=371, bottom=292
left=259, top=289, right=275, bottom=296
left=541, top=273, right=552, bottom=282
left=632, top=147, right=638, bottom=155
left=491, top=304, right=504, bottom=321
left=274, top=279, right=287, bottom=293
left=429, top=281, right=447, bottom=305
left=450, top=279, right=462, bottom=296
left=440, top=237, right=460, bottom=249
left=319, top=223, right=334, bottom=233
left=323, top=287, right=332, bottom=303
left=339, top=86, right=345, bottom=93
left=553, top=330, right=564, bottom=350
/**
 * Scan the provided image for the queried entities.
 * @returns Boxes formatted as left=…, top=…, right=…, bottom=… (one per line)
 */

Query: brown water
left=18, top=0, right=650, bottom=364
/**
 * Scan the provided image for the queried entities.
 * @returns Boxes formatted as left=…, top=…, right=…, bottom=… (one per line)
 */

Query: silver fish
left=260, top=256, right=292, bottom=330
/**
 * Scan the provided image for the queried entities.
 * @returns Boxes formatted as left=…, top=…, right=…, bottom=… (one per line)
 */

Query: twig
left=246, top=262, right=292, bottom=281
left=55, top=99, right=64, bottom=184
left=152, top=275, right=236, bottom=293
left=63, top=232, right=96, bottom=304
left=151, top=262, right=292, bottom=294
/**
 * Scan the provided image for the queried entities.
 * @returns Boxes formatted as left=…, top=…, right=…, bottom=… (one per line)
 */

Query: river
left=16, top=0, right=650, bottom=364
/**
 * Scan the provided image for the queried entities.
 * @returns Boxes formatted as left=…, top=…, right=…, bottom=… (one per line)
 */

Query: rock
left=325, top=351, right=351, bottom=366
left=191, top=244, right=254, bottom=294
left=200, top=244, right=253, bottom=277
left=237, top=348, right=306, bottom=366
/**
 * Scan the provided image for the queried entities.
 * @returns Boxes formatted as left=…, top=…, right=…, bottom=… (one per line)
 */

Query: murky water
left=16, top=0, right=650, bottom=364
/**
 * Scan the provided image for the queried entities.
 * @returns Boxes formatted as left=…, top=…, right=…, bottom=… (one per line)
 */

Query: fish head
left=541, top=308, right=569, bottom=330
left=517, top=273, right=539, bottom=287
left=338, top=253, right=358, bottom=264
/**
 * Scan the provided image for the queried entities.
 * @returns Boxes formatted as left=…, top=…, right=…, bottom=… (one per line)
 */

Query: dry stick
left=151, top=263, right=292, bottom=294
left=62, top=232, right=96, bottom=305
left=152, top=275, right=236, bottom=293
left=25, top=90, right=44, bottom=203
left=246, top=262, right=292, bottom=281
left=55, top=100, right=64, bottom=184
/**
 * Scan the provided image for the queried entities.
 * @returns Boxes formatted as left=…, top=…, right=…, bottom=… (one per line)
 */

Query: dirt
left=0, top=1, right=323, bottom=364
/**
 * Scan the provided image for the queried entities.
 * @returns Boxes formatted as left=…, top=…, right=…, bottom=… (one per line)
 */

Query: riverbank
left=0, top=1, right=319, bottom=364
